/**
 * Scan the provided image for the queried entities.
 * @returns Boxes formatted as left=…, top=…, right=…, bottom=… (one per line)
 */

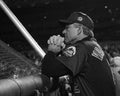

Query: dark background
left=0, top=0, right=120, bottom=51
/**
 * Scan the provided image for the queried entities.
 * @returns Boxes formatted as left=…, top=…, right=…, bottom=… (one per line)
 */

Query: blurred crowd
left=100, top=41, right=120, bottom=96
left=100, top=41, right=120, bottom=66
left=101, top=41, right=120, bottom=57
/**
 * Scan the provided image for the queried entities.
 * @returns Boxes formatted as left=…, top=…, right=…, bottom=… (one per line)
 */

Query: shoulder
left=62, top=43, right=87, bottom=57
left=72, top=42, right=87, bottom=52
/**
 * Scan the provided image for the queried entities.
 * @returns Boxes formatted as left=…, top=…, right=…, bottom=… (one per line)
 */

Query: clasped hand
left=47, top=35, right=65, bottom=53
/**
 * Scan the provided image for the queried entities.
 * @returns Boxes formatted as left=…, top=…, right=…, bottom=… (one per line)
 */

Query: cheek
left=64, top=32, right=71, bottom=42
left=65, top=28, right=77, bottom=42
left=69, top=30, right=77, bottom=38
left=66, top=32, right=74, bottom=41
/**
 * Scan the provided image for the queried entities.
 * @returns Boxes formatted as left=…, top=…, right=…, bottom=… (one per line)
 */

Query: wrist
left=48, top=44, right=62, bottom=53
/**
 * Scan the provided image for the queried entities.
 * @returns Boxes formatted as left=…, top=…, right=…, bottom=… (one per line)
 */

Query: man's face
left=62, top=23, right=81, bottom=43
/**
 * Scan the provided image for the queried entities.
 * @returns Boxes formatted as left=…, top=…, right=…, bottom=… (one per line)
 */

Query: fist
left=47, top=35, right=66, bottom=53
left=47, top=35, right=65, bottom=49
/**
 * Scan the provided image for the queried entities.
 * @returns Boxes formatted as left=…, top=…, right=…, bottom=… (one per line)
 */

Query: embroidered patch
left=63, top=46, right=76, bottom=57
left=92, top=47, right=104, bottom=61
left=77, top=17, right=83, bottom=21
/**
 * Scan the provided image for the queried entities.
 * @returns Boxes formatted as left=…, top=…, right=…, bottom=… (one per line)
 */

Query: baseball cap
left=59, top=12, right=94, bottom=31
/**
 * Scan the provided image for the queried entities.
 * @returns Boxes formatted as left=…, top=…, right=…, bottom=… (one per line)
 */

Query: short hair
left=82, top=25, right=94, bottom=37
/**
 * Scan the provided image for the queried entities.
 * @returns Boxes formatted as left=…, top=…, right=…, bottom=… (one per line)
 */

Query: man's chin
left=64, top=40, right=71, bottom=44
left=64, top=39, right=68, bottom=43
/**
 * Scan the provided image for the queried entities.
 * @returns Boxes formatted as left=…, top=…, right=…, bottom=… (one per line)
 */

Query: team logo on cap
left=63, top=46, right=76, bottom=57
left=77, top=17, right=83, bottom=22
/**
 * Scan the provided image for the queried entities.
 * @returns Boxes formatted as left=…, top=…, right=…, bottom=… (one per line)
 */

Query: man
left=41, top=12, right=116, bottom=96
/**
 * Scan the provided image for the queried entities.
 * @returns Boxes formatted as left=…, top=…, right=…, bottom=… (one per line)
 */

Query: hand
left=48, top=35, right=65, bottom=48
left=47, top=35, right=66, bottom=53
left=48, top=44, right=61, bottom=53
left=48, top=35, right=64, bottom=45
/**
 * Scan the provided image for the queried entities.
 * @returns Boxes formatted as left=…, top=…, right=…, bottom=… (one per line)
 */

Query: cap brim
left=59, top=19, right=73, bottom=25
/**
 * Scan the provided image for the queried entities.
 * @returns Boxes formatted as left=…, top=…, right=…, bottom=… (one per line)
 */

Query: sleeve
left=41, top=51, right=72, bottom=77
left=57, top=44, right=87, bottom=76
